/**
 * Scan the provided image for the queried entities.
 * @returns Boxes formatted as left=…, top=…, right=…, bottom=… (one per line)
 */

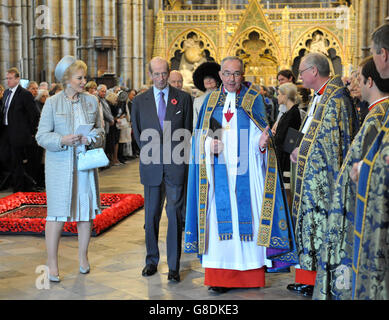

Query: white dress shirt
left=153, top=85, right=169, bottom=113
left=301, top=80, right=330, bottom=134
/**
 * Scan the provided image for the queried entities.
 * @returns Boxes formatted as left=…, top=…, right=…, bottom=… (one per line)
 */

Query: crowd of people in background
left=0, top=23, right=388, bottom=301
left=0, top=76, right=142, bottom=193
left=0, top=60, right=378, bottom=196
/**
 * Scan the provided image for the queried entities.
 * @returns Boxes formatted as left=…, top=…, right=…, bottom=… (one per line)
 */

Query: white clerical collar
left=368, top=96, right=389, bottom=111
left=314, top=79, right=330, bottom=96
left=223, top=90, right=236, bottom=115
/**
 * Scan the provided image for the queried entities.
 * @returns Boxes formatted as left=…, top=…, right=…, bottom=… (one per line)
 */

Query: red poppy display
left=0, top=192, right=144, bottom=236
left=171, top=98, right=178, bottom=105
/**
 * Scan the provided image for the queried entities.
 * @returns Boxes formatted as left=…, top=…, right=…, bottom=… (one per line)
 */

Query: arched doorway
left=291, top=28, right=344, bottom=77
left=168, top=30, right=217, bottom=89
left=229, top=29, right=280, bottom=86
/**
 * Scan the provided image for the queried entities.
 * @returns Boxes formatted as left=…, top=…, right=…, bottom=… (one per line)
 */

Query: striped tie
left=3, top=90, right=12, bottom=125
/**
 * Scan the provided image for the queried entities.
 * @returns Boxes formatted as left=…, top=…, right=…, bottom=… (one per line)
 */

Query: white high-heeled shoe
left=79, top=265, right=90, bottom=274
left=48, top=274, right=60, bottom=282
left=46, top=264, right=60, bottom=282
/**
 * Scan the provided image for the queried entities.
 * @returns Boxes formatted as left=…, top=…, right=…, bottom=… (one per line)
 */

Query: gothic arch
left=228, top=27, right=281, bottom=85
left=167, top=29, right=218, bottom=88
left=227, top=27, right=281, bottom=62
left=168, top=29, right=218, bottom=69
left=291, top=27, right=345, bottom=76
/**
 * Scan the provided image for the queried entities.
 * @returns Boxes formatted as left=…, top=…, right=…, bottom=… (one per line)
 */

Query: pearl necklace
left=63, top=90, right=80, bottom=104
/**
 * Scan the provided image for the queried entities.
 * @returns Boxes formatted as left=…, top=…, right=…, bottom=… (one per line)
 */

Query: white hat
left=55, top=55, right=76, bottom=82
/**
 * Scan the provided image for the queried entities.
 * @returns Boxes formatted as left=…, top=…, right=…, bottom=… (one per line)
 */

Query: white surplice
left=201, top=92, right=272, bottom=271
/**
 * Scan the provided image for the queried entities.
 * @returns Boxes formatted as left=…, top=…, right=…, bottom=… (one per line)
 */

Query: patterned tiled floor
left=0, top=159, right=309, bottom=300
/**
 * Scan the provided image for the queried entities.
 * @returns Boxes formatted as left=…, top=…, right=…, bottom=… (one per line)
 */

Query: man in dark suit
left=131, top=57, right=193, bottom=282
left=0, top=68, right=39, bottom=192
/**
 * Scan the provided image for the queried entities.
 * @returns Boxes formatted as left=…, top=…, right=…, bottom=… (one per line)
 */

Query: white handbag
left=77, top=148, right=109, bottom=171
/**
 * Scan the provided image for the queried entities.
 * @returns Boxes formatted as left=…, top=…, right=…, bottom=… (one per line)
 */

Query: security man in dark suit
left=131, top=57, right=193, bottom=282
left=0, top=68, right=39, bottom=192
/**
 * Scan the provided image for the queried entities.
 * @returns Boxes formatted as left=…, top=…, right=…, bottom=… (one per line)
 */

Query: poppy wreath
left=0, top=192, right=144, bottom=236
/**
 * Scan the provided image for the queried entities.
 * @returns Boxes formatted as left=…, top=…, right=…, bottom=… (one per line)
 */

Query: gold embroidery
left=292, top=76, right=343, bottom=222
left=197, top=90, right=221, bottom=254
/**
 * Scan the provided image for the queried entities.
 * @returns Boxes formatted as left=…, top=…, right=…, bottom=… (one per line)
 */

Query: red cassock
left=204, top=267, right=266, bottom=288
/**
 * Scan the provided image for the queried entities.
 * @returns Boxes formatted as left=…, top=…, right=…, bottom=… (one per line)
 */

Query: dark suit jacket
left=131, top=85, right=193, bottom=186
left=0, top=85, right=39, bottom=147
left=274, top=104, right=302, bottom=173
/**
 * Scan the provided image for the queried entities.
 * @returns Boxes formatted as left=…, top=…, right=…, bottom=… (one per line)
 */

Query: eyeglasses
left=152, top=72, right=169, bottom=78
left=370, top=47, right=383, bottom=55
left=221, top=71, right=242, bottom=78
left=298, top=66, right=313, bottom=76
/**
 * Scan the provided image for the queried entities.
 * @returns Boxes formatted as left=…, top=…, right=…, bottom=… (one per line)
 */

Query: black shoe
left=286, top=283, right=305, bottom=293
left=208, top=287, right=229, bottom=294
left=301, top=285, right=314, bottom=297
left=142, top=264, right=157, bottom=277
left=167, top=270, right=180, bottom=282
left=31, top=186, right=45, bottom=192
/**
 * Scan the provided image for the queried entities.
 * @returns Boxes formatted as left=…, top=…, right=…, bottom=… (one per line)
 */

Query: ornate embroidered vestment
left=184, top=84, right=298, bottom=270
left=292, top=76, right=358, bottom=271
left=352, top=109, right=389, bottom=300
left=314, top=99, right=389, bottom=300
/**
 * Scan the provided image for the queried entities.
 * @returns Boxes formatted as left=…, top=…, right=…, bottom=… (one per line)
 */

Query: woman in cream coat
left=36, top=56, right=104, bottom=282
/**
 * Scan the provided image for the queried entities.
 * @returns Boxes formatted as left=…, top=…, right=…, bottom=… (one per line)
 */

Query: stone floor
left=0, top=159, right=309, bottom=301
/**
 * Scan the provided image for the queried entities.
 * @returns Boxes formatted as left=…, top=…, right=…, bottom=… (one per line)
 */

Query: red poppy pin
left=171, top=99, right=178, bottom=105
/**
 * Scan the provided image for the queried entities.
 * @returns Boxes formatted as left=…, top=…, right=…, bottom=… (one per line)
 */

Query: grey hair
left=35, top=89, right=49, bottom=101
left=220, top=56, right=245, bottom=73
left=97, top=84, right=107, bottom=91
left=371, top=23, right=389, bottom=53
left=302, top=52, right=330, bottom=77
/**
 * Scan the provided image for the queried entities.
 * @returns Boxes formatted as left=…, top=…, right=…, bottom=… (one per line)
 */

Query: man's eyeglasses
left=152, top=72, right=169, bottom=78
left=298, top=66, right=313, bottom=76
left=221, top=71, right=242, bottom=78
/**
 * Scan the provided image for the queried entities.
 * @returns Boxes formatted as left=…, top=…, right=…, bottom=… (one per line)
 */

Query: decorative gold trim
left=353, top=120, right=389, bottom=297
left=292, top=77, right=341, bottom=221
left=239, top=86, right=280, bottom=247
left=197, top=90, right=222, bottom=254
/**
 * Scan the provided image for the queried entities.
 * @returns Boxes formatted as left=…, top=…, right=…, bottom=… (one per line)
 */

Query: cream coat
left=36, top=91, right=104, bottom=218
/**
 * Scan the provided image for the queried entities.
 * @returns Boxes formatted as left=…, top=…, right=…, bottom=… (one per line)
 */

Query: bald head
left=168, top=70, right=184, bottom=90
left=149, top=57, right=170, bottom=90
left=149, top=57, right=170, bottom=75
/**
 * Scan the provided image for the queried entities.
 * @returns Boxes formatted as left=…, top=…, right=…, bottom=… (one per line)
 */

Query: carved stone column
left=0, top=0, right=23, bottom=80
left=86, top=0, right=98, bottom=78
left=21, top=0, right=34, bottom=79
left=280, top=6, right=291, bottom=70
left=132, top=0, right=144, bottom=89
left=153, top=10, right=165, bottom=59
left=0, top=0, right=23, bottom=79
left=359, top=0, right=388, bottom=60
left=144, top=6, right=155, bottom=80
left=218, top=8, right=227, bottom=61
left=117, top=0, right=133, bottom=87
